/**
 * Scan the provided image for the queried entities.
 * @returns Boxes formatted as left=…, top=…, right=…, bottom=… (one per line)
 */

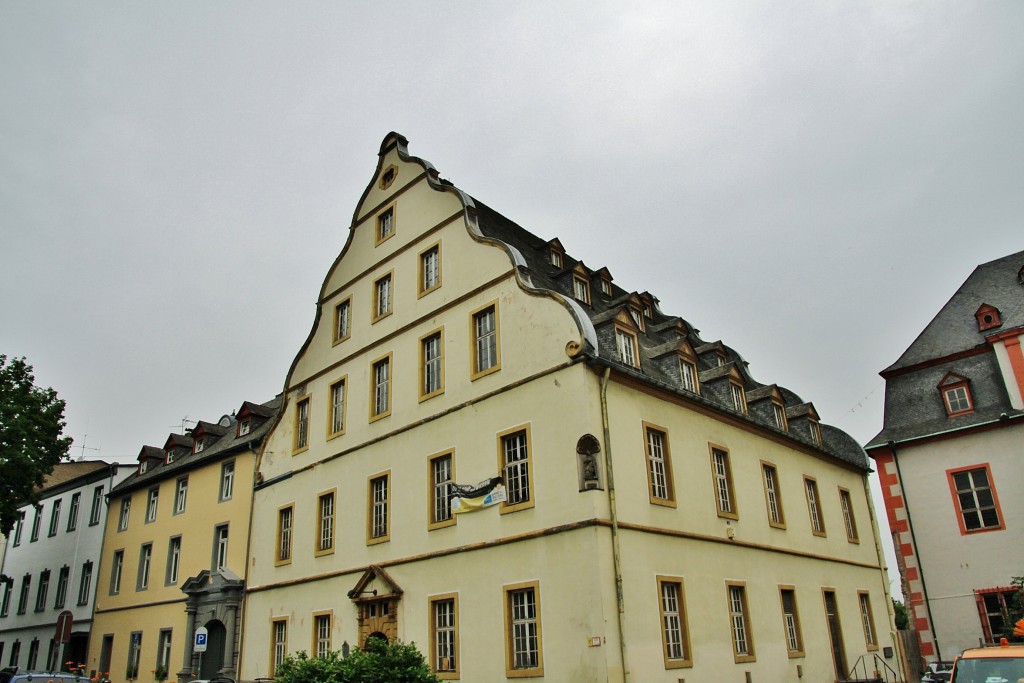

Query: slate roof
left=884, top=250, right=1024, bottom=373
left=867, top=250, right=1024, bottom=448
left=31, top=460, right=112, bottom=498
left=110, top=396, right=281, bottom=497
left=467, top=200, right=870, bottom=471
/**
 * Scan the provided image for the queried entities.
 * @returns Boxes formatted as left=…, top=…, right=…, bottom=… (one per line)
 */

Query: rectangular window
left=773, top=402, right=788, bottom=430
left=809, top=419, right=822, bottom=445
left=8, top=641, right=20, bottom=667
left=504, top=582, right=543, bottom=677
left=727, top=582, right=755, bottom=662
left=367, top=473, right=390, bottom=544
left=376, top=206, right=394, bottom=244
left=630, top=307, right=645, bottom=331
left=779, top=587, right=804, bottom=656
left=67, top=493, right=80, bottom=531
left=157, top=629, right=172, bottom=674
left=174, top=477, right=188, bottom=514
left=313, top=613, right=332, bottom=659
left=420, top=330, right=444, bottom=400
left=428, top=451, right=455, bottom=530
left=334, top=298, right=351, bottom=343
left=616, top=328, right=639, bottom=368
left=550, top=249, right=562, bottom=268
left=373, top=272, right=393, bottom=321
left=271, top=619, right=288, bottom=675
left=118, top=498, right=131, bottom=531
left=17, top=576, right=30, bottom=614
left=657, top=577, right=691, bottom=668
left=328, top=378, right=346, bottom=436
left=30, top=507, right=41, bottom=541
left=126, top=631, right=141, bottom=680
left=138, top=544, right=152, bottom=591
left=730, top=382, right=747, bottom=414
left=0, top=582, right=10, bottom=616
left=54, top=566, right=69, bottom=608
left=572, top=275, right=590, bottom=304
left=430, top=594, right=459, bottom=678
left=977, top=588, right=1019, bottom=643
left=762, top=462, right=785, bottom=528
left=644, top=424, right=675, bottom=506
left=220, top=460, right=235, bottom=501
left=166, top=536, right=181, bottom=585
left=89, top=486, right=104, bottom=526
left=858, top=591, right=878, bottom=649
left=294, top=396, right=310, bottom=451
left=419, top=243, right=441, bottom=295
left=679, top=358, right=697, bottom=392
left=146, top=488, right=159, bottom=523
left=77, top=562, right=92, bottom=605
left=499, top=426, right=534, bottom=513
left=370, top=355, right=392, bottom=420
left=949, top=465, right=1004, bottom=533
left=12, top=511, right=24, bottom=545
left=110, top=550, right=124, bottom=595
left=27, top=639, right=39, bottom=670
left=238, top=417, right=251, bottom=436
left=711, top=446, right=737, bottom=519
left=276, top=505, right=293, bottom=565
left=48, top=499, right=61, bottom=536
left=805, top=477, right=825, bottom=536
left=944, top=385, right=972, bottom=415
left=471, top=303, right=500, bottom=378
left=316, top=491, right=335, bottom=556
left=34, top=570, right=49, bottom=612
left=213, top=524, right=229, bottom=570
left=839, top=488, right=859, bottom=542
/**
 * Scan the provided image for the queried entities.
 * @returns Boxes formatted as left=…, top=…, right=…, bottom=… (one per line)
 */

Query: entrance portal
left=198, top=620, right=227, bottom=679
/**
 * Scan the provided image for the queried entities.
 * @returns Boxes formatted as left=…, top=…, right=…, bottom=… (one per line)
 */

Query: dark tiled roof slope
left=867, top=250, right=1024, bottom=448
left=469, top=201, right=870, bottom=471
left=110, top=396, right=281, bottom=496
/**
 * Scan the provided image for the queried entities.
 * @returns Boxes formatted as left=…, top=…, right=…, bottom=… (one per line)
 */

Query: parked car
left=923, top=661, right=955, bottom=683
left=0, top=670, right=91, bottom=683
left=950, top=641, right=1024, bottom=683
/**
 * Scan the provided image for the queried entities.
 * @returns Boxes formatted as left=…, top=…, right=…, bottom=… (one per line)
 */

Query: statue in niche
left=577, top=434, right=601, bottom=488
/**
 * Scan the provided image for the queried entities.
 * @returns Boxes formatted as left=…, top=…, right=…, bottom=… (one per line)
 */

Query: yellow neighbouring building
left=86, top=398, right=278, bottom=683
left=238, top=133, right=902, bottom=682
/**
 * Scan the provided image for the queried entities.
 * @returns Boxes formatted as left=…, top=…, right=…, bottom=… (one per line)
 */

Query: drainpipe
left=889, top=440, right=942, bottom=662
left=600, top=366, right=629, bottom=682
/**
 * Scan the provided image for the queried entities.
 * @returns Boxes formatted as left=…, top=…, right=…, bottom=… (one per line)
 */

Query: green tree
left=0, top=355, right=73, bottom=536
left=892, top=598, right=909, bottom=630
left=275, top=639, right=439, bottom=683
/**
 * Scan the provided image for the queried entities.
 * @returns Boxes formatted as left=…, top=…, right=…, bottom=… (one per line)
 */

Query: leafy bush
left=274, top=639, right=438, bottom=683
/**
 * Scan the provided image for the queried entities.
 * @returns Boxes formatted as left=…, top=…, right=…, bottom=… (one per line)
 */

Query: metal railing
left=844, top=652, right=902, bottom=682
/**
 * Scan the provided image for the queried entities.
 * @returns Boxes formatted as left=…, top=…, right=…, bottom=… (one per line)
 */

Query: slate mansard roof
left=384, top=133, right=870, bottom=471
left=867, top=250, right=1024, bottom=448
left=110, top=396, right=281, bottom=496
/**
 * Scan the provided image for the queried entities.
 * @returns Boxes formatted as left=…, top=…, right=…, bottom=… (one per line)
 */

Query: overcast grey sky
left=2, top=3, right=1021, bottom=471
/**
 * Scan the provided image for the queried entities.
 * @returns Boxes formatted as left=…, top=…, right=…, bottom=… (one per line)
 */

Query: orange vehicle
left=950, top=639, right=1024, bottom=683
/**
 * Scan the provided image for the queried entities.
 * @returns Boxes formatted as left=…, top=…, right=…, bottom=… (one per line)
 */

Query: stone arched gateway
left=178, top=568, right=244, bottom=683
left=347, top=566, right=403, bottom=646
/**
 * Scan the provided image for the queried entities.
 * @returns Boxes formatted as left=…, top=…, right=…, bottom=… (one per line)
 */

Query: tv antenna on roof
left=75, top=434, right=101, bottom=461
left=170, top=416, right=197, bottom=434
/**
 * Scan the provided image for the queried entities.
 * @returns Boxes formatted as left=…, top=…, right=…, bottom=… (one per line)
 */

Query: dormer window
left=679, top=358, right=698, bottom=393
left=716, top=351, right=727, bottom=367
left=772, top=401, right=788, bottom=431
left=572, top=275, right=591, bottom=305
left=166, top=450, right=175, bottom=464
left=616, top=327, right=639, bottom=368
left=194, top=436, right=205, bottom=454
left=808, top=419, right=822, bottom=446
left=729, top=381, right=747, bottom=414
left=238, top=418, right=251, bottom=437
left=600, top=278, right=612, bottom=296
left=629, top=308, right=645, bottom=332
left=939, top=373, right=974, bottom=416
left=644, top=304, right=653, bottom=319
left=975, top=304, right=1002, bottom=332
left=550, top=249, right=563, bottom=268
left=139, top=461, right=149, bottom=475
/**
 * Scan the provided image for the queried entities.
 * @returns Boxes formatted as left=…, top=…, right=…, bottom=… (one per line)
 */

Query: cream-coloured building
left=239, top=133, right=899, bottom=682
left=87, top=398, right=278, bottom=683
